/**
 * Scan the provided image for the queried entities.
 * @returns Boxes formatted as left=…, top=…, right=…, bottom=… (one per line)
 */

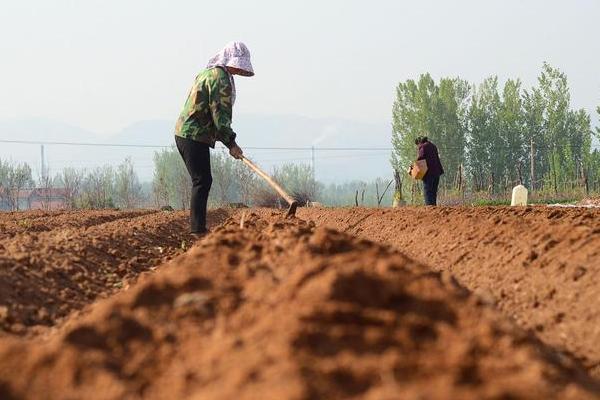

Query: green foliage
left=115, top=157, right=142, bottom=209
left=391, top=63, right=597, bottom=201
left=0, top=159, right=34, bottom=210
left=597, top=106, right=600, bottom=139
left=317, top=178, right=394, bottom=207
left=273, top=163, right=320, bottom=202
left=56, top=167, right=84, bottom=209
left=152, top=147, right=190, bottom=209
left=467, top=76, right=501, bottom=191
left=392, top=74, right=469, bottom=199
left=79, top=165, right=117, bottom=209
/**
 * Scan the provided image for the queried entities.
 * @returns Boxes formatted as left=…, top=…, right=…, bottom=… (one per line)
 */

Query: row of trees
left=392, top=63, right=600, bottom=198
left=0, top=157, right=144, bottom=210
left=0, top=160, right=34, bottom=210
left=1, top=149, right=392, bottom=211
left=58, top=158, right=145, bottom=209
left=151, top=148, right=322, bottom=208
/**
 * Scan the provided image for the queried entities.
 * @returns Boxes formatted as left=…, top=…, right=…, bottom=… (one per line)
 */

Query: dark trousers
left=423, top=174, right=440, bottom=206
left=175, top=136, right=212, bottom=233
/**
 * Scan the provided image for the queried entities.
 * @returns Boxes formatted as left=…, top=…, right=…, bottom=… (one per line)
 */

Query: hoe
left=241, top=156, right=298, bottom=217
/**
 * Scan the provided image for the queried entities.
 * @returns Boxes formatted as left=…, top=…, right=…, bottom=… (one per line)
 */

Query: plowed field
left=0, top=209, right=228, bottom=336
left=0, top=207, right=598, bottom=399
left=296, top=206, right=600, bottom=378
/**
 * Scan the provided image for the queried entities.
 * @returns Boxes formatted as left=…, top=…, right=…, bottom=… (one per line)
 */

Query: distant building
left=0, top=188, right=69, bottom=211
left=28, top=188, right=69, bottom=210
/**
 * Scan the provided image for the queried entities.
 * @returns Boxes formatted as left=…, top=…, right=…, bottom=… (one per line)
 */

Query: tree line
left=1, top=150, right=392, bottom=211
left=151, top=147, right=395, bottom=209
left=0, top=157, right=145, bottom=210
left=152, top=148, right=321, bottom=208
left=391, top=63, right=600, bottom=199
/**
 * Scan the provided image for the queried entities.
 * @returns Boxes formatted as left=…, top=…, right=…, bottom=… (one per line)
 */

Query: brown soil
left=0, top=209, right=229, bottom=336
left=295, top=206, right=600, bottom=377
left=0, top=209, right=156, bottom=240
left=0, top=212, right=598, bottom=399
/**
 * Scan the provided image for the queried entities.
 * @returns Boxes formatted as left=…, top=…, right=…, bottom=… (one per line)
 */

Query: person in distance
left=415, top=136, right=444, bottom=206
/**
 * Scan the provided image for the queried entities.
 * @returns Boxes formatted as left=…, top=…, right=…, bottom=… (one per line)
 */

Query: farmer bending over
left=174, top=41, right=253, bottom=236
left=416, top=136, right=444, bottom=206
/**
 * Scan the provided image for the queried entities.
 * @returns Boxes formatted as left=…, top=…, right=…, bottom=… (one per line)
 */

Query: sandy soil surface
left=0, top=209, right=228, bottom=336
left=0, top=209, right=156, bottom=240
left=0, top=212, right=598, bottom=399
left=295, top=206, right=600, bottom=377
left=579, top=197, right=600, bottom=207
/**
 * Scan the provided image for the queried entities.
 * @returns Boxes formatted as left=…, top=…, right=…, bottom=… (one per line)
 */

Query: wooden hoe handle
left=241, top=156, right=296, bottom=206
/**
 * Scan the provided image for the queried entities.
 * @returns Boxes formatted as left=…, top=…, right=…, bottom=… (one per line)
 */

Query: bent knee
left=193, top=175, right=212, bottom=189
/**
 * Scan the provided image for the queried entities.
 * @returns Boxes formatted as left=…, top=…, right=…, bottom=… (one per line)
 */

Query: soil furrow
left=0, top=209, right=158, bottom=240
left=294, top=206, right=600, bottom=377
left=0, top=209, right=229, bottom=335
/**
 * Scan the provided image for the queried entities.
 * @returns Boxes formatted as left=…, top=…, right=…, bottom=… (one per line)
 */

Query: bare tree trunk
left=392, top=169, right=404, bottom=207
left=583, top=165, right=589, bottom=197
left=552, top=150, right=558, bottom=196
left=530, top=139, right=535, bottom=192
left=377, top=180, right=393, bottom=207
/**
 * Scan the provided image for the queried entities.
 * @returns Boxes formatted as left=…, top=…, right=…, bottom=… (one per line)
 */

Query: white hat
left=206, top=41, right=254, bottom=77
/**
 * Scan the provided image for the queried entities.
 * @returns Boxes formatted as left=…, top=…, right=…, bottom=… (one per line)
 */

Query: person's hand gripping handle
left=229, top=143, right=244, bottom=160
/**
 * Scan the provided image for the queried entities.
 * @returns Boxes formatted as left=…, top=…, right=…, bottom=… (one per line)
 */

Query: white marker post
left=511, top=185, right=528, bottom=206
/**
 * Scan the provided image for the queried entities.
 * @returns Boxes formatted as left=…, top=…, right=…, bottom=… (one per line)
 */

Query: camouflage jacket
left=175, top=67, right=236, bottom=148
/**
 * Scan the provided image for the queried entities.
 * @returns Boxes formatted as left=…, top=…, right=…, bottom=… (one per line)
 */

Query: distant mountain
left=0, top=115, right=395, bottom=182
left=110, top=120, right=174, bottom=146
left=0, top=118, right=104, bottom=178
left=108, top=114, right=395, bottom=182
left=234, top=114, right=394, bottom=182
left=0, top=117, right=101, bottom=142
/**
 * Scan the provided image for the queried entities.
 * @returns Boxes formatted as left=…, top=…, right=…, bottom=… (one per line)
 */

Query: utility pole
left=530, top=139, right=535, bottom=192
left=40, top=145, right=46, bottom=181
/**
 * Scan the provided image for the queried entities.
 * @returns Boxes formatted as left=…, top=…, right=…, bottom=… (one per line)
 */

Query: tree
left=596, top=106, right=600, bottom=139
left=115, top=158, right=142, bottom=209
left=433, top=78, right=470, bottom=189
left=391, top=74, right=470, bottom=200
left=152, top=152, right=171, bottom=208
left=499, top=79, right=526, bottom=186
left=234, top=160, right=257, bottom=205
left=537, top=62, right=571, bottom=194
left=58, top=167, right=84, bottom=209
left=522, top=87, right=546, bottom=190
left=0, top=160, right=34, bottom=210
left=210, top=152, right=236, bottom=205
left=467, top=76, right=501, bottom=192
left=81, top=165, right=115, bottom=208
left=37, top=168, right=55, bottom=211
left=391, top=74, right=436, bottom=178
left=0, top=159, right=10, bottom=208
left=152, top=147, right=190, bottom=209
left=273, top=163, right=320, bottom=203
left=566, top=109, right=592, bottom=187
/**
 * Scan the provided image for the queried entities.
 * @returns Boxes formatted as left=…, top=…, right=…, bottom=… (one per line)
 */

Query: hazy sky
left=1, top=0, right=599, bottom=135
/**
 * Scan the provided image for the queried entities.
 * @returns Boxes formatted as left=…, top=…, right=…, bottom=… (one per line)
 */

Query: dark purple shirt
left=417, top=141, right=444, bottom=177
